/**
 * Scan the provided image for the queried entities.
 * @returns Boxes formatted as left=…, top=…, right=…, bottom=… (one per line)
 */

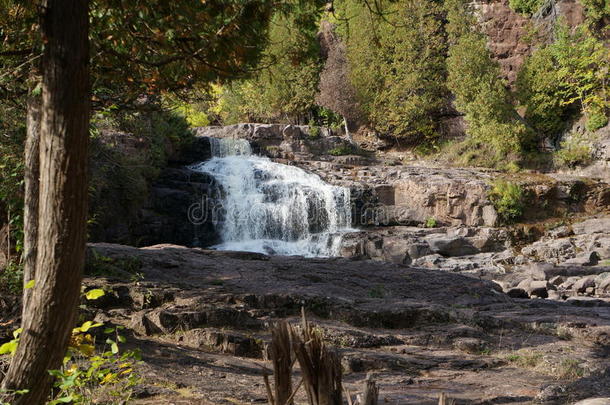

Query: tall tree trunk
left=22, top=93, right=41, bottom=309
left=0, top=0, right=90, bottom=404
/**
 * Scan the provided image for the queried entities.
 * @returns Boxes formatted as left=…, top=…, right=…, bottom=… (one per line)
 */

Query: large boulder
left=393, top=170, right=498, bottom=227
left=426, top=235, right=479, bottom=257
left=572, top=218, right=610, bottom=236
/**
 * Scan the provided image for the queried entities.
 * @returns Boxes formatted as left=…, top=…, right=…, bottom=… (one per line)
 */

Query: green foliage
left=0, top=327, right=22, bottom=356
left=338, top=0, right=449, bottom=143
left=517, top=24, right=609, bottom=137
left=48, top=324, right=141, bottom=404
left=218, top=3, right=324, bottom=124
left=84, top=289, right=106, bottom=301
left=0, top=106, right=26, bottom=271
left=579, top=0, right=610, bottom=28
left=1, top=0, right=277, bottom=112
left=316, top=107, right=343, bottom=130
left=424, top=217, right=438, bottom=228
left=89, top=106, right=192, bottom=241
left=489, top=180, right=525, bottom=224
left=171, top=102, right=210, bottom=128
left=586, top=106, right=608, bottom=132
left=0, top=261, right=24, bottom=295
left=554, top=132, right=593, bottom=168
left=308, top=122, right=321, bottom=139
left=508, top=0, right=543, bottom=15
left=446, top=1, right=533, bottom=165
left=42, top=288, right=141, bottom=404
left=328, top=145, right=353, bottom=156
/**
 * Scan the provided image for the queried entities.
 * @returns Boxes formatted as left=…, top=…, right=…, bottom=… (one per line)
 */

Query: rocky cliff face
left=475, top=0, right=585, bottom=85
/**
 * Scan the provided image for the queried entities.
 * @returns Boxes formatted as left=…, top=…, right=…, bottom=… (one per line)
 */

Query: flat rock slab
left=83, top=243, right=610, bottom=405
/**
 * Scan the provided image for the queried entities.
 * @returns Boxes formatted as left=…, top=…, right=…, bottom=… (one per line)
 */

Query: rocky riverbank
left=55, top=243, right=610, bottom=403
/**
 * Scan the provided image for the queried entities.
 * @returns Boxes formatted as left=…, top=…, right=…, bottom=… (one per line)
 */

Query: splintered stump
left=291, top=311, right=342, bottom=405
left=438, top=392, right=456, bottom=405
left=361, top=373, right=379, bottom=405
left=265, top=311, right=343, bottom=405
left=270, top=322, right=294, bottom=405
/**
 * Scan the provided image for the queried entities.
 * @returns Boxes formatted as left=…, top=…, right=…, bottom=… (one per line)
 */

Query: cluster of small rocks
left=339, top=215, right=610, bottom=306
left=340, top=225, right=511, bottom=278
left=494, top=217, right=610, bottom=303
left=499, top=262, right=610, bottom=303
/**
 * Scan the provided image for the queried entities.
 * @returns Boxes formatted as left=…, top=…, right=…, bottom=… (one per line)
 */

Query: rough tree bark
left=22, top=92, right=41, bottom=309
left=0, top=0, right=90, bottom=404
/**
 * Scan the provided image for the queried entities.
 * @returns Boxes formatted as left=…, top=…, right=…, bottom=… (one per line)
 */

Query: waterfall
left=190, top=137, right=352, bottom=257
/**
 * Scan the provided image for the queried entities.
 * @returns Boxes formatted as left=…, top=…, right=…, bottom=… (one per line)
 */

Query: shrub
left=308, top=121, right=321, bottom=139
left=170, top=100, right=211, bottom=127
left=316, top=107, right=344, bottom=131
left=579, top=0, right=610, bottom=28
left=47, top=291, right=141, bottom=404
left=508, top=0, right=543, bottom=15
left=586, top=107, right=608, bottom=132
left=424, top=217, right=438, bottom=228
left=489, top=180, right=525, bottom=224
left=554, top=133, right=593, bottom=168
left=328, top=145, right=353, bottom=156
left=517, top=24, right=609, bottom=137
left=0, top=261, right=23, bottom=295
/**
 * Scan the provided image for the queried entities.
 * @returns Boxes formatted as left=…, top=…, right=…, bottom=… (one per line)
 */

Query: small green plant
left=489, top=180, right=525, bottom=224
left=328, top=145, right=353, bottom=156
left=558, top=358, right=586, bottom=379
left=508, top=0, right=543, bottom=15
left=424, top=217, right=438, bottom=228
left=586, top=108, right=608, bottom=132
left=478, top=347, right=492, bottom=356
left=0, top=327, right=22, bottom=356
left=505, top=350, right=543, bottom=368
left=49, top=325, right=141, bottom=404
left=554, top=133, right=593, bottom=168
left=308, top=120, right=321, bottom=139
left=0, top=389, right=28, bottom=405
left=368, top=285, right=385, bottom=298
left=46, top=288, right=141, bottom=404
left=0, top=261, right=24, bottom=294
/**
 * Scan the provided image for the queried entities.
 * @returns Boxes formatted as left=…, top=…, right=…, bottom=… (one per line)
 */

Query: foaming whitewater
left=190, top=137, right=351, bottom=257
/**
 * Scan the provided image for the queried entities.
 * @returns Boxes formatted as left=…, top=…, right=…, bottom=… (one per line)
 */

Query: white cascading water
left=190, top=137, right=352, bottom=257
